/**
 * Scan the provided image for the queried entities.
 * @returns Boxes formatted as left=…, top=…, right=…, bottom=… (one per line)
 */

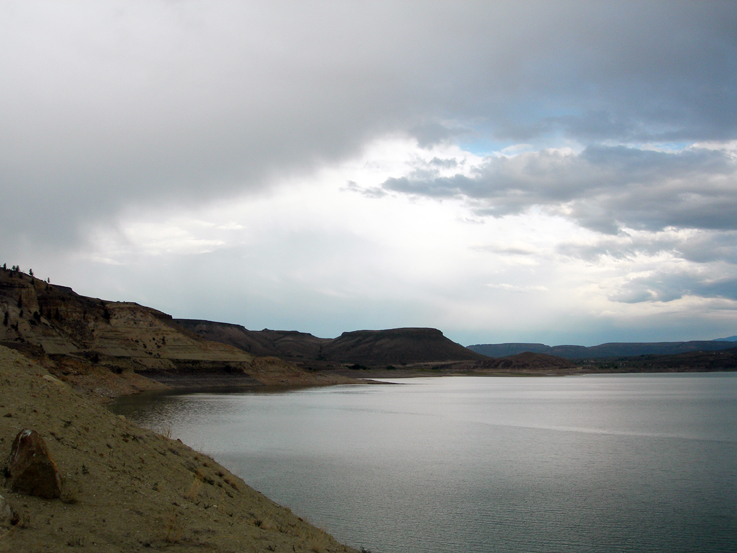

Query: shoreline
left=138, top=362, right=737, bottom=389
left=0, top=345, right=362, bottom=553
left=110, top=363, right=737, bottom=405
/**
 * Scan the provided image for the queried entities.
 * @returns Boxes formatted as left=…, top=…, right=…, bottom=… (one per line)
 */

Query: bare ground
left=0, top=346, right=360, bottom=553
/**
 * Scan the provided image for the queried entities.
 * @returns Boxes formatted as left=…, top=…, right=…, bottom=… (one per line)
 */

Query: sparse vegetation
left=164, top=510, right=182, bottom=543
left=60, top=478, right=80, bottom=505
left=185, top=474, right=203, bottom=501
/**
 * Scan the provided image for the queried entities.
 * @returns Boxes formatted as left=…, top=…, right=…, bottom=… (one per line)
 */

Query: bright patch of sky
left=65, top=136, right=737, bottom=345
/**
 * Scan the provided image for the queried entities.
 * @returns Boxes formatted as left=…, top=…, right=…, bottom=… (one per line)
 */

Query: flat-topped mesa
left=337, top=327, right=445, bottom=339
left=322, top=327, right=488, bottom=366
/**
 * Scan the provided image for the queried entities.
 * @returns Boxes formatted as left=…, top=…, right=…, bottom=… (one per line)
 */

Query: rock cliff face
left=0, top=268, right=350, bottom=399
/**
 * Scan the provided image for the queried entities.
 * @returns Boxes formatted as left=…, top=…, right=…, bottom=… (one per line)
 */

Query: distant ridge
left=176, top=321, right=487, bottom=366
left=477, top=352, right=576, bottom=371
left=468, top=341, right=737, bottom=359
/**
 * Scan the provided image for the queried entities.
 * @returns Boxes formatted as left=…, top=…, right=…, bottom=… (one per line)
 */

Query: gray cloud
left=1, top=1, right=735, bottom=253
left=383, top=145, right=737, bottom=235
left=558, top=231, right=737, bottom=265
left=610, top=271, right=737, bottom=304
left=342, top=181, right=388, bottom=199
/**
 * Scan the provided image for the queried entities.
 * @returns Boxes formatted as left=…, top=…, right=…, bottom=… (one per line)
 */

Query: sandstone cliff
left=0, top=268, right=352, bottom=400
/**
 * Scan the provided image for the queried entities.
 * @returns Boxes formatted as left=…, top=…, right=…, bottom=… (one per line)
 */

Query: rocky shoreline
left=0, top=345, right=361, bottom=552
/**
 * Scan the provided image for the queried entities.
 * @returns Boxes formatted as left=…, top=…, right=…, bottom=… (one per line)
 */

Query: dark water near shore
left=113, top=374, right=737, bottom=552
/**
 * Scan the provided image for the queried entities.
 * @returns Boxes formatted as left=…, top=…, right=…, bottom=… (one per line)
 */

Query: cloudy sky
left=2, top=1, right=736, bottom=346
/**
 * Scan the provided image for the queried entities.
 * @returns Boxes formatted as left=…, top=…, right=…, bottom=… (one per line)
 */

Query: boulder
left=7, top=429, right=62, bottom=499
left=0, top=494, right=16, bottom=525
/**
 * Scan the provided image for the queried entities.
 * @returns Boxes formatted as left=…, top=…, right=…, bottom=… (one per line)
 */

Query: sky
left=2, top=1, right=736, bottom=347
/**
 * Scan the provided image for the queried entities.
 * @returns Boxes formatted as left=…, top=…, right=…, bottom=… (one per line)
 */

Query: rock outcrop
left=8, top=429, right=62, bottom=499
left=0, top=268, right=354, bottom=399
left=0, top=493, right=16, bottom=525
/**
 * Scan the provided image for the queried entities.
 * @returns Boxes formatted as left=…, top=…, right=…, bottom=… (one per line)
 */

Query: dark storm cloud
left=1, top=1, right=735, bottom=251
left=383, top=145, right=737, bottom=235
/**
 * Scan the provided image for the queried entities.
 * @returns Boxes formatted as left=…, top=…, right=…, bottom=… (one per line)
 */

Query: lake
left=112, top=373, right=737, bottom=552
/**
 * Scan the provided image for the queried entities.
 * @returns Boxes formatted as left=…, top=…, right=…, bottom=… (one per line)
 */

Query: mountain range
left=467, top=340, right=737, bottom=359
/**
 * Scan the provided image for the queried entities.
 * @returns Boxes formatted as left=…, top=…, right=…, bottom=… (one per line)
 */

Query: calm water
left=112, top=374, right=737, bottom=553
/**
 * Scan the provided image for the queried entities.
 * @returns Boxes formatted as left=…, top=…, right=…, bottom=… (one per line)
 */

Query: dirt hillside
left=0, top=345, right=361, bottom=553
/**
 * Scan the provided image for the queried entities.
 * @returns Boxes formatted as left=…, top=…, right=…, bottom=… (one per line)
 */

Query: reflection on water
left=112, top=374, right=737, bottom=553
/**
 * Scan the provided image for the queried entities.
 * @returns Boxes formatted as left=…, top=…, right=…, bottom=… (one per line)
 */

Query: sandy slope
left=0, top=346, right=360, bottom=553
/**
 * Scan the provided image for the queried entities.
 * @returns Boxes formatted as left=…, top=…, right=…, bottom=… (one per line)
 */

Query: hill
left=176, top=321, right=488, bottom=368
left=476, top=352, right=577, bottom=372
left=579, top=347, right=737, bottom=372
left=175, top=319, right=331, bottom=360
left=468, top=340, right=737, bottom=359
left=321, top=327, right=488, bottom=366
left=0, top=267, right=352, bottom=400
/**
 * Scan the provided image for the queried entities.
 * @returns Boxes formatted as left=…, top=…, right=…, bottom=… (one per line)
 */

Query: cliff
left=0, top=268, right=353, bottom=400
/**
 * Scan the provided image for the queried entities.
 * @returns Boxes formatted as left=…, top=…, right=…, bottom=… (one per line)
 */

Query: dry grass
left=60, top=477, right=80, bottom=504
left=164, top=510, right=182, bottom=543
left=184, top=474, right=203, bottom=501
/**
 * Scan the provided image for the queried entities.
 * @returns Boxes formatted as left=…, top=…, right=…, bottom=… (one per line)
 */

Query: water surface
left=113, top=374, right=737, bottom=552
